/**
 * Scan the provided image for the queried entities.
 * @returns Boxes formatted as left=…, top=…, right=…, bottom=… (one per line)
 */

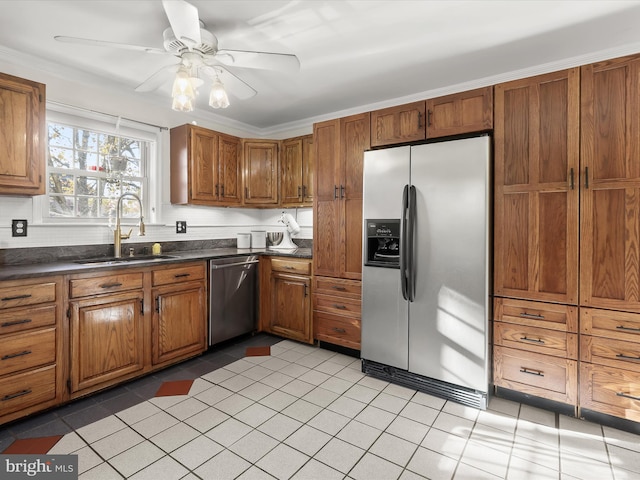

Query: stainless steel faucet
left=114, top=193, right=145, bottom=258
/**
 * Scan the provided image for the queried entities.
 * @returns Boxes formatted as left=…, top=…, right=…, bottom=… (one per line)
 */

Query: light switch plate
left=176, top=221, right=187, bottom=234
left=12, top=219, right=28, bottom=237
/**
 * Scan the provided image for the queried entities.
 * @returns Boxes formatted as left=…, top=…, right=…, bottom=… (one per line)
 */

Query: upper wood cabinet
left=370, top=101, right=425, bottom=147
left=281, top=135, right=314, bottom=207
left=170, top=124, right=242, bottom=206
left=494, top=69, right=580, bottom=306
left=426, top=87, right=493, bottom=138
left=580, top=54, right=640, bottom=312
left=0, top=72, right=46, bottom=196
left=314, top=113, right=370, bottom=280
left=242, top=139, right=279, bottom=206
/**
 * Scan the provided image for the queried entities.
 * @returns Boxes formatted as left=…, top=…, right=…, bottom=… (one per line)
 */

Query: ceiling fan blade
left=216, top=49, right=300, bottom=73
left=135, top=64, right=179, bottom=92
left=54, top=35, right=166, bottom=54
left=201, top=66, right=257, bottom=100
left=162, top=0, right=201, bottom=48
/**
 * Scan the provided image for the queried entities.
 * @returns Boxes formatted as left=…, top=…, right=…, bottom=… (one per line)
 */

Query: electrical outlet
left=176, top=221, right=187, bottom=234
left=12, top=219, right=28, bottom=237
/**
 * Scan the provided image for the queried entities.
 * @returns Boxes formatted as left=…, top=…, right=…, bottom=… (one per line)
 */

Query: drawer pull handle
left=2, top=350, right=32, bottom=361
left=519, top=367, right=544, bottom=377
left=283, top=266, right=295, bottom=270
left=616, top=392, right=640, bottom=402
left=100, top=282, right=123, bottom=289
left=520, top=336, right=545, bottom=344
left=1, top=319, right=32, bottom=327
left=519, top=312, right=545, bottom=320
left=1, top=294, right=32, bottom=302
left=174, top=273, right=191, bottom=278
left=331, top=286, right=346, bottom=291
left=333, top=304, right=347, bottom=310
left=332, top=327, right=347, bottom=334
left=616, top=325, right=640, bottom=333
left=616, top=353, right=640, bottom=361
left=2, top=389, right=32, bottom=401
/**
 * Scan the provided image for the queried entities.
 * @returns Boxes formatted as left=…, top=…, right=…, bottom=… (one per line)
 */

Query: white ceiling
left=2, top=0, right=640, bottom=132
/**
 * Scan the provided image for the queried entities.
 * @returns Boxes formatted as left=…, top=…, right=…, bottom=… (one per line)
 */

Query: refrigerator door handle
left=407, top=185, right=417, bottom=302
left=400, top=184, right=409, bottom=301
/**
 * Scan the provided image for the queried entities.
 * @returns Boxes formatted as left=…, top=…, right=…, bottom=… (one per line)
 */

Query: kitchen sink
left=74, top=254, right=178, bottom=265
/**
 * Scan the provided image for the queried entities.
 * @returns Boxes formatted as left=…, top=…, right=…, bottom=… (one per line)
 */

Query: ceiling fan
left=54, top=0, right=300, bottom=111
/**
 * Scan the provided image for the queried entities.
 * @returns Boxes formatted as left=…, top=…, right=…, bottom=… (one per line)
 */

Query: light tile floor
left=4, top=335, right=640, bottom=479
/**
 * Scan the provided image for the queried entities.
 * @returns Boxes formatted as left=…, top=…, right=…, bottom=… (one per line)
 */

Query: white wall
left=0, top=51, right=312, bottom=249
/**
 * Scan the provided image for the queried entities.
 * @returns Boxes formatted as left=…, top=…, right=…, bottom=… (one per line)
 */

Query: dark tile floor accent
left=154, top=379, right=194, bottom=397
left=3, top=435, right=63, bottom=454
left=245, top=345, right=271, bottom=357
left=0, top=333, right=283, bottom=447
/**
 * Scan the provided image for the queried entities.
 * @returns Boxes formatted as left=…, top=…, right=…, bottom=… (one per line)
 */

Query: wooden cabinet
left=170, top=124, right=242, bottom=206
left=313, top=277, right=362, bottom=350
left=370, top=101, right=425, bottom=147
left=151, top=263, right=207, bottom=366
left=281, top=135, right=314, bottom=207
left=494, top=68, right=580, bottom=305
left=426, top=87, right=493, bottom=138
left=0, top=72, right=46, bottom=195
left=260, top=256, right=313, bottom=344
left=0, top=276, right=63, bottom=424
left=69, top=271, right=146, bottom=395
left=580, top=55, right=640, bottom=313
left=243, top=139, right=279, bottom=205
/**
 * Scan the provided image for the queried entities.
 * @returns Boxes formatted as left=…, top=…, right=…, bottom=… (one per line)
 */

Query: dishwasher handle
left=210, top=260, right=259, bottom=269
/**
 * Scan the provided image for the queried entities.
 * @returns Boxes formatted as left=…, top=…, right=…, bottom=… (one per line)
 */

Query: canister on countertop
left=237, top=233, right=251, bottom=249
left=251, top=230, right=266, bottom=249
left=152, top=243, right=162, bottom=255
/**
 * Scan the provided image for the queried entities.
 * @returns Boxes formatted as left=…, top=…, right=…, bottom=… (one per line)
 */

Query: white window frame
left=34, top=105, right=162, bottom=225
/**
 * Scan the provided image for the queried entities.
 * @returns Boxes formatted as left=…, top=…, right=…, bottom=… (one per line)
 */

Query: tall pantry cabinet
left=494, top=53, right=640, bottom=424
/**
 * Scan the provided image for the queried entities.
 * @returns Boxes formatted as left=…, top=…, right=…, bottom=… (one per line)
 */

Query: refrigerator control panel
left=365, top=219, right=400, bottom=268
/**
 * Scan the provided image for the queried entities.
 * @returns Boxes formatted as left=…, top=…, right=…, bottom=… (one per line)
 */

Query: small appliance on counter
left=267, top=231, right=283, bottom=247
left=269, top=212, right=300, bottom=250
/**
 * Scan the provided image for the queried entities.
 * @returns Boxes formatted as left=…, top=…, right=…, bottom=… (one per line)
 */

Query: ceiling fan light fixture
left=209, top=76, right=230, bottom=109
left=172, top=94, right=194, bottom=112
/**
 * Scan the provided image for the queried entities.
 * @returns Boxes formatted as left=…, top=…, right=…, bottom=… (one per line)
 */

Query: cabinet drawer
left=0, top=365, right=56, bottom=416
left=271, top=258, right=311, bottom=275
left=494, top=297, right=577, bottom=332
left=580, top=363, right=640, bottom=422
left=493, top=346, right=577, bottom=404
left=69, top=272, right=144, bottom=298
left=313, top=277, right=361, bottom=299
left=0, top=281, right=57, bottom=309
left=581, top=335, right=640, bottom=373
left=314, top=311, right=361, bottom=350
left=581, top=308, right=640, bottom=341
left=494, top=322, right=577, bottom=359
left=314, top=294, right=361, bottom=317
left=0, top=305, right=56, bottom=335
left=0, top=328, right=56, bottom=376
left=152, top=262, right=206, bottom=286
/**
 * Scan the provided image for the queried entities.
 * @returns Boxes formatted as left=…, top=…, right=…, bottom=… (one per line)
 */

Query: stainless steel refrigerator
left=361, top=135, right=490, bottom=409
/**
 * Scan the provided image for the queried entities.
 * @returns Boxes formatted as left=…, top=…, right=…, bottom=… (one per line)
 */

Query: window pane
left=49, top=147, right=73, bottom=168
left=120, top=197, right=141, bottom=218
left=76, top=177, right=98, bottom=196
left=75, top=151, right=99, bottom=170
left=100, top=198, right=117, bottom=218
left=76, top=197, right=98, bottom=217
left=49, top=196, right=74, bottom=217
left=49, top=173, right=74, bottom=194
left=100, top=178, right=121, bottom=198
left=48, top=124, right=74, bottom=148
left=125, top=158, right=141, bottom=176
left=75, top=129, right=98, bottom=153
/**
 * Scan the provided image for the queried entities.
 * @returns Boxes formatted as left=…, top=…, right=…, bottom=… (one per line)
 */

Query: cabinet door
left=0, top=72, right=45, bottom=195
left=218, top=133, right=242, bottom=205
left=426, top=87, right=493, bottom=139
left=302, top=135, right=315, bottom=205
left=190, top=126, right=219, bottom=203
left=243, top=140, right=279, bottom=205
left=494, top=69, right=580, bottom=305
left=370, top=101, right=425, bottom=147
left=281, top=138, right=304, bottom=206
left=152, top=283, right=206, bottom=365
left=270, top=272, right=311, bottom=343
left=70, top=291, right=144, bottom=393
left=341, top=112, right=370, bottom=280
left=314, top=119, right=342, bottom=277
left=581, top=54, right=640, bottom=312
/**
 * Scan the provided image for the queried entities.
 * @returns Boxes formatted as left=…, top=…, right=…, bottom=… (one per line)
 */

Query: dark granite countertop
left=0, top=247, right=312, bottom=281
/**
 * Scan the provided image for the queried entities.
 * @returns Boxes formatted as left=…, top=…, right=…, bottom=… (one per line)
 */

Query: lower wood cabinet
left=260, top=256, right=313, bottom=344
left=313, top=276, right=361, bottom=350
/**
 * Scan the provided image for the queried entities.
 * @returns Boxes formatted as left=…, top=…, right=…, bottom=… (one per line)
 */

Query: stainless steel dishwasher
left=209, top=255, right=259, bottom=346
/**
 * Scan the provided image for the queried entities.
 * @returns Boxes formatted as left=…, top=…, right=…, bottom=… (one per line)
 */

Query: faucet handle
left=122, top=228, right=133, bottom=240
